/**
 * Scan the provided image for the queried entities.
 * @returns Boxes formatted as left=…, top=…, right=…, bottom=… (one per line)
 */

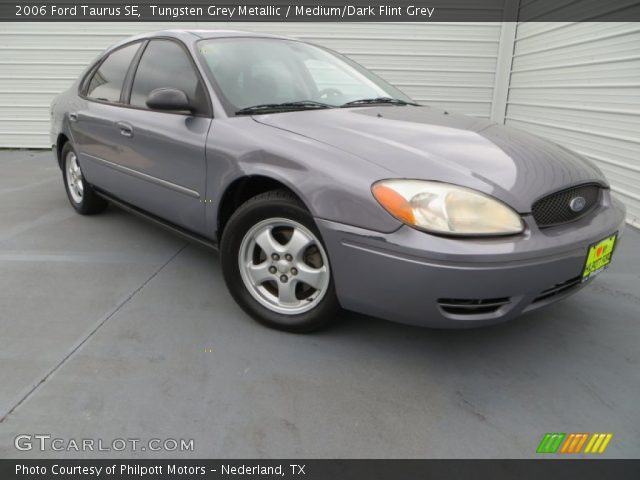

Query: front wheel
left=220, top=190, right=339, bottom=333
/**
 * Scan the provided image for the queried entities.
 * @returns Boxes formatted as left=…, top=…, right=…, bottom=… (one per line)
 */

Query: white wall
left=0, top=21, right=638, bottom=225
left=504, top=22, right=640, bottom=227
left=0, top=22, right=504, bottom=147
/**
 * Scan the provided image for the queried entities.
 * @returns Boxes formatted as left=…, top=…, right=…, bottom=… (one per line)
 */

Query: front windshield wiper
left=235, top=101, right=334, bottom=115
left=341, top=97, right=419, bottom=107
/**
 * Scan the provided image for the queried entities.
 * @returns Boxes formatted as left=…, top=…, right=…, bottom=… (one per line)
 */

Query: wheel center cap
left=276, top=260, right=290, bottom=273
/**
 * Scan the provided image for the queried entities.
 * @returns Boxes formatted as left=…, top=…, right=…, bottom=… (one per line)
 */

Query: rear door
left=71, top=41, right=143, bottom=200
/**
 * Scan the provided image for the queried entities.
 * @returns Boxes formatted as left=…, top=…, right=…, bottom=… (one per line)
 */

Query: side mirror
left=145, top=88, right=193, bottom=112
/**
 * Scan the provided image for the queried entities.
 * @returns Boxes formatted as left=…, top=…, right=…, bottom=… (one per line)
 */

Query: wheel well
left=56, top=133, right=69, bottom=169
left=217, top=176, right=302, bottom=237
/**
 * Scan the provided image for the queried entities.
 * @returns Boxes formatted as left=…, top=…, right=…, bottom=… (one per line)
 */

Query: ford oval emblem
left=569, top=196, right=586, bottom=212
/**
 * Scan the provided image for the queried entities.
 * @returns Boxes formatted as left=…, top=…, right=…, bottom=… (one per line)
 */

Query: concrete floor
left=0, top=150, right=639, bottom=459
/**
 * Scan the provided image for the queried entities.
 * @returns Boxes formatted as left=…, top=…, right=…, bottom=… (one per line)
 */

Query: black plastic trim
left=95, top=189, right=218, bottom=251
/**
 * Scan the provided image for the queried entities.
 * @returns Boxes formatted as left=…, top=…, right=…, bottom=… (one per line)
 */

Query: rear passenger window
left=86, top=43, right=140, bottom=103
left=130, top=40, right=206, bottom=114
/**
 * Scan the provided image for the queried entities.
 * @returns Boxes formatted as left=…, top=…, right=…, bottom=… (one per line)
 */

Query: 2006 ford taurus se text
left=50, top=30, right=626, bottom=332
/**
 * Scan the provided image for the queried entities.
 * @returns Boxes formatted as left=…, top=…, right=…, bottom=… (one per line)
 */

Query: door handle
left=68, top=112, right=78, bottom=122
left=116, top=121, right=133, bottom=138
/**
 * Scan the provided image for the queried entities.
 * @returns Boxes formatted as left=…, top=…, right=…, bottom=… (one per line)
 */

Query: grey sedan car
left=50, top=30, right=626, bottom=332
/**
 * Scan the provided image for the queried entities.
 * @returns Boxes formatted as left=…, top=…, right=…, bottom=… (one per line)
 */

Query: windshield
left=196, top=37, right=415, bottom=114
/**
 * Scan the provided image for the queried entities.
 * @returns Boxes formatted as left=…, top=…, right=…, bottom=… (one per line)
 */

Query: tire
left=221, top=189, right=340, bottom=333
left=61, top=142, right=108, bottom=215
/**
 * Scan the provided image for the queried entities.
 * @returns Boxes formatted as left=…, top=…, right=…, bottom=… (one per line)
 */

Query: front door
left=108, top=39, right=212, bottom=234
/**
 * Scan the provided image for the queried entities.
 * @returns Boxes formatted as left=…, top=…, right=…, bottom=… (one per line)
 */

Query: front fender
left=205, top=118, right=403, bottom=236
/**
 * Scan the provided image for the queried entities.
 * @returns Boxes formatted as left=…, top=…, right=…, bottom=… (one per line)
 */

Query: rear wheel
left=221, top=190, right=339, bottom=332
left=61, top=142, right=107, bottom=215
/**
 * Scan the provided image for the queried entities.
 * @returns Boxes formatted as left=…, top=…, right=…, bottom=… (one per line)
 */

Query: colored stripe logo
left=584, top=433, right=613, bottom=453
left=560, top=433, right=589, bottom=453
left=536, top=433, right=613, bottom=454
left=537, top=433, right=565, bottom=453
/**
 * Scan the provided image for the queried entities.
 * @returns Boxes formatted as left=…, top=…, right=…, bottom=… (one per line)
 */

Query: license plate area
left=582, top=232, right=617, bottom=282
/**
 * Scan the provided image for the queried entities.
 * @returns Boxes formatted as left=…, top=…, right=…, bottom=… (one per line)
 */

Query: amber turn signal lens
left=372, top=184, right=416, bottom=224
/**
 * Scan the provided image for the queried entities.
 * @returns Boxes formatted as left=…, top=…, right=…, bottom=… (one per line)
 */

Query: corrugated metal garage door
left=2, top=20, right=638, bottom=226
left=0, top=22, right=503, bottom=148
left=505, top=22, right=640, bottom=227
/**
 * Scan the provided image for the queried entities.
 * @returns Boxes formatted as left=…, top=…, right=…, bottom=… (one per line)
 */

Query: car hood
left=252, top=106, right=607, bottom=213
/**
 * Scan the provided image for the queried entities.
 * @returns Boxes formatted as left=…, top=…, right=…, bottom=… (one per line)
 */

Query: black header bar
left=2, top=459, right=640, bottom=480
left=3, top=0, right=640, bottom=22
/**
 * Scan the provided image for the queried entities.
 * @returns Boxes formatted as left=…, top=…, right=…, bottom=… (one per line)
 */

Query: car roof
left=182, top=29, right=290, bottom=40
left=108, top=29, right=293, bottom=50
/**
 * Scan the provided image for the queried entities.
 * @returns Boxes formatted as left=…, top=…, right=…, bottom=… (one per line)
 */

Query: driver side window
left=129, top=39, right=207, bottom=114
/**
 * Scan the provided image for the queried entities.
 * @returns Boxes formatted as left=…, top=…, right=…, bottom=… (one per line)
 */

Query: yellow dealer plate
left=582, top=233, right=617, bottom=281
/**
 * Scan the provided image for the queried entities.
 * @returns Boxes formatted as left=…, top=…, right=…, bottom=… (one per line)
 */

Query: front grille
left=437, top=297, right=511, bottom=316
left=532, top=276, right=581, bottom=304
left=532, top=184, right=601, bottom=228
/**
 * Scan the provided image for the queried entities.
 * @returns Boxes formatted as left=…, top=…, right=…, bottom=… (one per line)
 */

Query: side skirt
left=95, top=189, right=219, bottom=251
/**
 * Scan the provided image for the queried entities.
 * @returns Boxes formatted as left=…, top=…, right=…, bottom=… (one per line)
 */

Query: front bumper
left=316, top=192, right=626, bottom=328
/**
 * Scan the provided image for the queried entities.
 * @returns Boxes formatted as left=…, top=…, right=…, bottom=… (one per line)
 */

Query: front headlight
left=372, top=180, right=524, bottom=236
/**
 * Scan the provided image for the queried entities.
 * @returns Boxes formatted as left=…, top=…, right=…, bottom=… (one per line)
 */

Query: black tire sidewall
left=61, top=142, right=107, bottom=215
left=220, top=193, right=339, bottom=333
left=61, top=142, right=84, bottom=212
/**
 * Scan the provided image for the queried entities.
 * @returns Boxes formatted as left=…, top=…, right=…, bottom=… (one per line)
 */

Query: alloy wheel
left=65, top=151, right=84, bottom=204
left=238, top=218, right=330, bottom=315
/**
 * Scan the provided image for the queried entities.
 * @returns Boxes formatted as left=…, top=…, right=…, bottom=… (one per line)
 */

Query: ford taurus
left=50, top=30, right=626, bottom=332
